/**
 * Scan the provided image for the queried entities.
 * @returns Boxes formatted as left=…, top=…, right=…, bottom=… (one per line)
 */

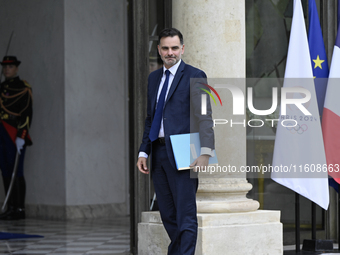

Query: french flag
left=272, top=0, right=329, bottom=210
left=322, top=26, right=340, bottom=184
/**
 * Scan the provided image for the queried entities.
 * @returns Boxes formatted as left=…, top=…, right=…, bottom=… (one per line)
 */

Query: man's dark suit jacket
left=139, top=60, right=214, bottom=170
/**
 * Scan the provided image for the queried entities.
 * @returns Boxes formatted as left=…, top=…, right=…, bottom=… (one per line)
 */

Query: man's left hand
left=190, top=154, right=210, bottom=172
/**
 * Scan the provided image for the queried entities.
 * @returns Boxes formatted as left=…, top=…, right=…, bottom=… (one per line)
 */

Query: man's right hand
left=137, top=157, right=149, bottom=174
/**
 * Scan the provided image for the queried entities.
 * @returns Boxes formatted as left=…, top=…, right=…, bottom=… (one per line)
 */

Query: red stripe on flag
left=322, top=108, right=340, bottom=183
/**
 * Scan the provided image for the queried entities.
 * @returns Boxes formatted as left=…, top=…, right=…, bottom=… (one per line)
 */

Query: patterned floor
left=0, top=217, right=130, bottom=255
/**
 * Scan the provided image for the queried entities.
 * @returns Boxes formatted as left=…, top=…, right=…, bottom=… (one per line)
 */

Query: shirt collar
left=163, top=59, right=182, bottom=76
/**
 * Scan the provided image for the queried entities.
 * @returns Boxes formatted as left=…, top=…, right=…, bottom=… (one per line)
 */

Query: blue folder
left=169, top=133, right=218, bottom=170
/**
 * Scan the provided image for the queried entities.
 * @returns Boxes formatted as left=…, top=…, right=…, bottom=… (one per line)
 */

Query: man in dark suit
left=137, top=28, right=214, bottom=255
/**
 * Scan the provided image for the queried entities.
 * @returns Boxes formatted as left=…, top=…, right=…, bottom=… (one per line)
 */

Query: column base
left=197, top=199, right=260, bottom=213
left=138, top=210, right=283, bottom=255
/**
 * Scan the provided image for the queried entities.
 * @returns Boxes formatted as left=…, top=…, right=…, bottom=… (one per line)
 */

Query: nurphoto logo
left=200, top=82, right=313, bottom=129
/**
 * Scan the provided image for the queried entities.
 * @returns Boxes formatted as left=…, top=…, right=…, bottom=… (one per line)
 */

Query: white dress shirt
left=157, top=60, right=181, bottom=138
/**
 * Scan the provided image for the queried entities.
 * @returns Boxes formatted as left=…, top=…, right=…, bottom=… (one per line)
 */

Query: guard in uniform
left=0, top=56, right=32, bottom=220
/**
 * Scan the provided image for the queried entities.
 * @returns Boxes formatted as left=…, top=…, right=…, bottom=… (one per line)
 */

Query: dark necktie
left=149, top=70, right=170, bottom=142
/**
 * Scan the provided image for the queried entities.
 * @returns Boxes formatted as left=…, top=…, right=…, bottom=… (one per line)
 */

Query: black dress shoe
left=0, top=208, right=25, bottom=220
left=0, top=206, right=15, bottom=219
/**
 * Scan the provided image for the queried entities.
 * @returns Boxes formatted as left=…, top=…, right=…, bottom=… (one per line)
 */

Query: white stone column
left=172, top=0, right=259, bottom=214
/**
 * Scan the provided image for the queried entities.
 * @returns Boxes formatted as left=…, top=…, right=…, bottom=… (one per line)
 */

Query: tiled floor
left=0, top=217, right=130, bottom=255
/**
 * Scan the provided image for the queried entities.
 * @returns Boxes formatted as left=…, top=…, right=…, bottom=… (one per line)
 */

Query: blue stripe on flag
left=308, top=0, right=329, bottom=117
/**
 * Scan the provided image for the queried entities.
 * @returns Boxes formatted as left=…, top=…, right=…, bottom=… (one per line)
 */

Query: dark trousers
left=152, top=141, right=198, bottom=255
left=0, top=123, right=26, bottom=178
left=0, top=123, right=26, bottom=211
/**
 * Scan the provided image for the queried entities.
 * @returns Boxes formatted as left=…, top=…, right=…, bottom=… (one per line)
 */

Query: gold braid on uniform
left=0, top=87, right=32, bottom=117
left=18, top=116, right=30, bottom=129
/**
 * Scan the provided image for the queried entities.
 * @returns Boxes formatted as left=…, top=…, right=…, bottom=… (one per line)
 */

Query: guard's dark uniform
left=0, top=56, right=32, bottom=220
left=0, top=76, right=33, bottom=149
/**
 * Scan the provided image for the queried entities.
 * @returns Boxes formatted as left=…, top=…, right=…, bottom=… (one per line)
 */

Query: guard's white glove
left=15, top=137, right=25, bottom=154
